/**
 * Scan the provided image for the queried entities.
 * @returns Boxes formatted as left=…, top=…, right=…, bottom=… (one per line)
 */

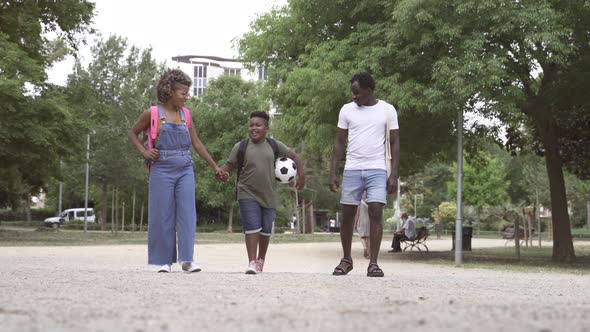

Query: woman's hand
left=214, top=166, right=229, bottom=183
left=142, top=148, right=159, bottom=161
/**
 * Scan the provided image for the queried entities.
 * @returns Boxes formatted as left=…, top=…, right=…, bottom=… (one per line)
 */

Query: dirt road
left=0, top=238, right=588, bottom=332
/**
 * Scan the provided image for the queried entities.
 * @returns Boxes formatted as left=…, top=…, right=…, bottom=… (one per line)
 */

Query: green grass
left=0, top=225, right=343, bottom=246
left=392, top=244, right=590, bottom=275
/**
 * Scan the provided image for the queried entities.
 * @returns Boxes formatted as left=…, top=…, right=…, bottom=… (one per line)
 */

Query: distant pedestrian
left=354, top=196, right=370, bottom=259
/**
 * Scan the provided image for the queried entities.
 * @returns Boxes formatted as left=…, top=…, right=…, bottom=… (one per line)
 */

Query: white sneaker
left=245, top=260, right=257, bottom=274
left=157, top=264, right=171, bottom=273
left=255, top=258, right=265, bottom=273
left=181, top=262, right=202, bottom=273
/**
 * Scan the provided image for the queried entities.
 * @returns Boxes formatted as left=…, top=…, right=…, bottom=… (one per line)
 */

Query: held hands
left=215, top=167, right=229, bottom=183
left=143, top=148, right=159, bottom=161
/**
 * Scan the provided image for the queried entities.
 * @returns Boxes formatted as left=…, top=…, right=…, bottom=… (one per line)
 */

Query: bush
left=62, top=220, right=103, bottom=231
left=0, top=208, right=56, bottom=222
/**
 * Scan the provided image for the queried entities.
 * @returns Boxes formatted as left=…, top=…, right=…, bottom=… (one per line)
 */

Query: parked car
left=44, top=208, right=95, bottom=227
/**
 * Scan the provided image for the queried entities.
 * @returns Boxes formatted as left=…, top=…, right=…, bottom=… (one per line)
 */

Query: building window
left=193, top=65, right=208, bottom=96
left=223, top=68, right=241, bottom=76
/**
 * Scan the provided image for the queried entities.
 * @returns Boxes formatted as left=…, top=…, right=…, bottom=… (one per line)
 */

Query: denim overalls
left=148, top=106, right=196, bottom=265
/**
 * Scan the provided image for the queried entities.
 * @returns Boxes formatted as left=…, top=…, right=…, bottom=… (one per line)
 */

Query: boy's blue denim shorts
left=340, top=169, right=387, bottom=205
left=239, top=199, right=275, bottom=236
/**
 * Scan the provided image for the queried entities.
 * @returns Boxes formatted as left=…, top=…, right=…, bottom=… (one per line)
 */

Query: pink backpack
left=146, top=106, right=192, bottom=149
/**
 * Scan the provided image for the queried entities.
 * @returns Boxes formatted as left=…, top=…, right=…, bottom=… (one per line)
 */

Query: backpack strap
left=236, top=139, right=249, bottom=181
left=181, top=107, right=192, bottom=129
left=236, top=138, right=249, bottom=200
left=147, top=106, right=159, bottom=149
left=266, top=137, right=280, bottom=162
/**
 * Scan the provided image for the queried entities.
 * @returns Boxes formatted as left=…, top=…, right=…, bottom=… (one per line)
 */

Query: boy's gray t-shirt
left=227, top=138, right=291, bottom=208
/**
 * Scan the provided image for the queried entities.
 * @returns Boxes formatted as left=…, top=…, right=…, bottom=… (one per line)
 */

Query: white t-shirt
left=337, top=100, right=399, bottom=170
left=402, top=218, right=416, bottom=240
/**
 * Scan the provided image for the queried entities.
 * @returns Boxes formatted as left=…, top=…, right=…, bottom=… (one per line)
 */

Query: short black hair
left=250, top=111, right=270, bottom=127
left=350, top=72, right=375, bottom=91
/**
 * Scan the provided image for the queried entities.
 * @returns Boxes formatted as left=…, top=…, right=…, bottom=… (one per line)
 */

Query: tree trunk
left=586, top=201, right=590, bottom=229
left=24, top=194, right=31, bottom=222
left=111, top=186, right=115, bottom=233
left=139, top=202, right=144, bottom=232
left=227, top=202, right=234, bottom=232
left=101, top=183, right=108, bottom=231
left=114, top=187, right=119, bottom=235
left=121, top=201, right=125, bottom=232
left=521, top=208, right=528, bottom=247
left=533, top=111, right=576, bottom=262
left=131, top=188, right=136, bottom=232
left=514, top=212, right=521, bottom=260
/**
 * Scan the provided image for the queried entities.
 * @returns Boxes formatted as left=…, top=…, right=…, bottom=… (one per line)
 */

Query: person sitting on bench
left=389, top=213, right=416, bottom=252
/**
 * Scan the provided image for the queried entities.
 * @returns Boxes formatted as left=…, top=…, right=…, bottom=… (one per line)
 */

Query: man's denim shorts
left=340, top=169, right=387, bottom=205
left=238, top=199, right=275, bottom=236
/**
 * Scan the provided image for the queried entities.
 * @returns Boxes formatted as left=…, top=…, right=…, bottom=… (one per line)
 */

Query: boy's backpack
left=144, top=105, right=192, bottom=171
left=235, top=137, right=280, bottom=199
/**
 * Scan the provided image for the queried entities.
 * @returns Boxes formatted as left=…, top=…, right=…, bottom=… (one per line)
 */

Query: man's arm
left=329, top=128, right=348, bottom=192
left=388, top=129, right=400, bottom=194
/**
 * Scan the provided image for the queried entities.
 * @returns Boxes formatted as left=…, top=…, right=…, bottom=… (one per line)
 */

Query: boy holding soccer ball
left=218, top=111, right=305, bottom=274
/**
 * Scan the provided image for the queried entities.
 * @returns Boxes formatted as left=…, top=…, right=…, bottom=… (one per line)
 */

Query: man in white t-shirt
left=329, top=72, right=400, bottom=277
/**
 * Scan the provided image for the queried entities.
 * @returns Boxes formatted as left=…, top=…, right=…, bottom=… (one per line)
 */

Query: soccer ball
left=275, top=157, right=297, bottom=183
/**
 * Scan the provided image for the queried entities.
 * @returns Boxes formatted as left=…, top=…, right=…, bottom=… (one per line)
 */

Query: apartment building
left=170, top=55, right=266, bottom=97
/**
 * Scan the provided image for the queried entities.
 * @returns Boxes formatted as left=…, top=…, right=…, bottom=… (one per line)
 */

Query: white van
left=44, top=208, right=96, bottom=227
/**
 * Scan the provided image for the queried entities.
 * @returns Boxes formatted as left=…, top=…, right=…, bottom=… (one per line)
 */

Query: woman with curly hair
left=129, top=69, right=226, bottom=273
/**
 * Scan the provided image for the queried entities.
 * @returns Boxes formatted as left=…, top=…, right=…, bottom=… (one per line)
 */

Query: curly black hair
left=157, top=69, right=192, bottom=103
left=350, top=72, right=375, bottom=91
left=250, top=111, right=270, bottom=127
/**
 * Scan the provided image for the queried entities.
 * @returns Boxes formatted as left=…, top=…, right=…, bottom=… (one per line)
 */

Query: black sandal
left=367, top=263, right=384, bottom=277
left=332, top=258, right=353, bottom=276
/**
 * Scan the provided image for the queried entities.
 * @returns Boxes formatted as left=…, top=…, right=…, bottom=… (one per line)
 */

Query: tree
left=433, top=201, right=457, bottom=230
left=64, top=35, right=159, bottom=228
left=0, top=1, right=95, bottom=210
left=448, top=151, right=510, bottom=229
left=238, top=1, right=457, bottom=176
left=240, top=0, right=589, bottom=262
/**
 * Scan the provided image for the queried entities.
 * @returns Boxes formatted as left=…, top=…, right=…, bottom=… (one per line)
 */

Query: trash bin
left=451, top=226, right=473, bottom=251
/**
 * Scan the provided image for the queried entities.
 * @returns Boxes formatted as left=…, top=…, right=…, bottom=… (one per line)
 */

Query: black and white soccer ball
left=274, top=157, right=297, bottom=183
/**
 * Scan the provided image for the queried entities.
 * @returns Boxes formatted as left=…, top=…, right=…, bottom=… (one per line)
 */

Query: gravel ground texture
left=1, top=237, right=589, bottom=332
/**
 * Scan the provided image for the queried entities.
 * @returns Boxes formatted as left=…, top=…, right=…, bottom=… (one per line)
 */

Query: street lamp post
left=83, top=131, right=92, bottom=233
left=455, top=110, right=464, bottom=265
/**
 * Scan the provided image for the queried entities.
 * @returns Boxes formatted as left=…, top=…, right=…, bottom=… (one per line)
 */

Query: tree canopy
left=238, top=0, right=590, bottom=262
left=0, top=1, right=95, bottom=209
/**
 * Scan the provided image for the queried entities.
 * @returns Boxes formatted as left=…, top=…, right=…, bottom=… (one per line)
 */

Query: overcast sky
left=48, top=0, right=287, bottom=85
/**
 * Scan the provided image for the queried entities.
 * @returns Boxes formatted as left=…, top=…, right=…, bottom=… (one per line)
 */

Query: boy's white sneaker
left=245, top=261, right=257, bottom=274
left=181, top=262, right=202, bottom=273
left=157, top=264, right=171, bottom=273
left=255, top=258, right=265, bottom=273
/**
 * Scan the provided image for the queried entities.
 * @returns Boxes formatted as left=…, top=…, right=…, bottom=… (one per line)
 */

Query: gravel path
left=1, top=238, right=589, bottom=332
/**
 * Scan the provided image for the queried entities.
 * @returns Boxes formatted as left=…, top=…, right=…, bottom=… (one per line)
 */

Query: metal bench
left=502, top=227, right=535, bottom=246
left=400, top=227, right=429, bottom=252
